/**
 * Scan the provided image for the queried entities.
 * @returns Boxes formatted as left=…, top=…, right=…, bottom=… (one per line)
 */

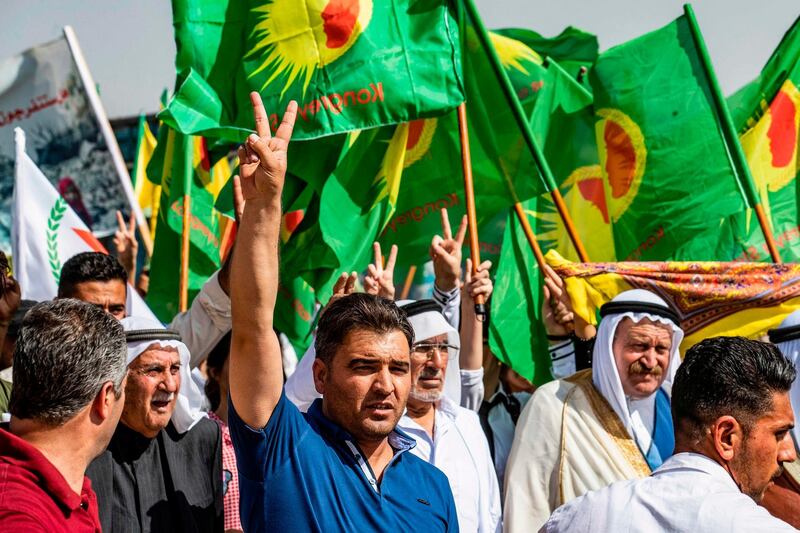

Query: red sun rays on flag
left=596, top=108, right=647, bottom=222
left=767, top=85, right=798, bottom=168
left=403, top=118, right=437, bottom=168
left=741, top=80, right=800, bottom=197
left=247, top=0, right=374, bottom=95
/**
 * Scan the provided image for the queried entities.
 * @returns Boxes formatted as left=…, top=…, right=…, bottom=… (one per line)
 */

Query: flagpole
left=179, top=137, right=193, bottom=312
left=62, top=26, right=154, bottom=257
left=512, top=203, right=547, bottom=272
left=457, top=103, right=486, bottom=319
left=400, top=265, right=417, bottom=300
left=461, top=0, right=589, bottom=262
left=683, top=4, right=781, bottom=263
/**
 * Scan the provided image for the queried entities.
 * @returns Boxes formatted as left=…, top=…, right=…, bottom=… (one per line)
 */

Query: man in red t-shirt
left=0, top=299, right=128, bottom=531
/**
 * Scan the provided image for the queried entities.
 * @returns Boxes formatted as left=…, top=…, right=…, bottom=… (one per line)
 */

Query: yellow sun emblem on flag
left=489, top=32, right=543, bottom=74
left=247, top=0, right=374, bottom=96
left=595, top=108, right=647, bottom=223
left=526, top=165, right=616, bottom=263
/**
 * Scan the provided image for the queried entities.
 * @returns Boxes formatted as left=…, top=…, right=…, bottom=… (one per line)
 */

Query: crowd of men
left=0, top=93, right=799, bottom=532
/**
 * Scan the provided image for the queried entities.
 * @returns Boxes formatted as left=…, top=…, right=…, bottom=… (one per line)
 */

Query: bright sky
left=1, top=0, right=797, bottom=118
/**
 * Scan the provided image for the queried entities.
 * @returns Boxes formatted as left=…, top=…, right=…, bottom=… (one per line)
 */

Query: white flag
left=12, top=127, right=157, bottom=320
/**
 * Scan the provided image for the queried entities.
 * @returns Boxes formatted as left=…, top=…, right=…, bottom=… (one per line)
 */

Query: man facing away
left=542, top=336, right=798, bottom=532
left=227, top=92, right=458, bottom=532
left=0, top=299, right=127, bottom=531
left=505, top=289, right=683, bottom=531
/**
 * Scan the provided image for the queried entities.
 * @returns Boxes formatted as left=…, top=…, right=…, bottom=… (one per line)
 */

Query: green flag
left=160, top=0, right=464, bottom=141
left=488, top=54, right=599, bottom=385
left=146, top=127, right=229, bottom=321
left=725, top=17, right=800, bottom=261
left=379, top=29, right=551, bottom=269
left=496, top=26, right=598, bottom=89
left=589, top=15, right=746, bottom=261
left=488, top=204, right=551, bottom=385
left=282, top=124, right=407, bottom=299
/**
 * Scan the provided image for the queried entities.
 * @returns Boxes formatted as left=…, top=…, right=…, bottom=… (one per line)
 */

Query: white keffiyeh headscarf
left=768, top=310, right=800, bottom=446
left=592, top=290, right=684, bottom=455
left=396, top=299, right=462, bottom=405
left=121, top=316, right=207, bottom=434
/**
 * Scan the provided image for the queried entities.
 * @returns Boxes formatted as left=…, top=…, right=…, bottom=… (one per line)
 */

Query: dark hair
left=205, top=331, right=232, bottom=411
left=10, top=299, right=127, bottom=425
left=58, top=252, right=128, bottom=297
left=315, top=293, right=414, bottom=365
left=672, top=336, right=796, bottom=439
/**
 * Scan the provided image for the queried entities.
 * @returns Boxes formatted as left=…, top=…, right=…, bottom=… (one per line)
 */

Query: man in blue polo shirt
left=227, top=92, right=459, bottom=532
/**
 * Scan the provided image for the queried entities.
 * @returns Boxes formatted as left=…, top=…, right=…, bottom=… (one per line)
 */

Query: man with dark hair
left=228, top=92, right=457, bottom=531
left=58, top=252, right=129, bottom=317
left=58, top=250, right=232, bottom=367
left=0, top=299, right=127, bottom=530
left=542, top=336, right=797, bottom=532
left=763, top=311, right=800, bottom=527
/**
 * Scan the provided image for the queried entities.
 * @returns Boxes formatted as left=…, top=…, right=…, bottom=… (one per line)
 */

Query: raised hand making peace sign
left=237, top=92, right=298, bottom=202
left=429, top=207, right=468, bottom=292
left=364, top=242, right=398, bottom=300
left=113, top=210, right=138, bottom=283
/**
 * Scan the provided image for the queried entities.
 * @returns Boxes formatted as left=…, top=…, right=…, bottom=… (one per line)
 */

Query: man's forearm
left=230, top=195, right=285, bottom=428
left=459, top=297, right=483, bottom=371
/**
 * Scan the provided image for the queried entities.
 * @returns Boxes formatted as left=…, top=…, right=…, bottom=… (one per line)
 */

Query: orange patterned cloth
left=546, top=251, right=800, bottom=350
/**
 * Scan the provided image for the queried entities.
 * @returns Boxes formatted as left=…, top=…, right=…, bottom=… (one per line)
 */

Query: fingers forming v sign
left=430, top=208, right=468, bottom=291
left=238, top=92, right=298, bottom=202
left=113, top=210, right=138, bottom=277
left=365, top=242, right=398, bottom=299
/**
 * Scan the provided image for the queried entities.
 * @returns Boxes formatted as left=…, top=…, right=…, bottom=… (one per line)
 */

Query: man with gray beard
left=395, top=269, right=501, bottom=533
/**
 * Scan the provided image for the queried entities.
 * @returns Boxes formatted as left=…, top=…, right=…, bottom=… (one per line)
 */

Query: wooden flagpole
left=457, top=102, right=486, bottom=319
left=461, top=0, right=589, bottom=262
left=400, top=265, right=417, bottom=300
left=684, top=4, right=781, bottom=262
left=513, top=203, right=547, bottom=271
left=179, top=137, right=193, bottom=312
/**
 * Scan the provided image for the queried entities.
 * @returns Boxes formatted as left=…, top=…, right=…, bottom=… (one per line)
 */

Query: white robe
left=542, top=452, right=797, bottom=532
left=398, top=396, right=502, bottom=533
left=503, top=369, right=651, bottom=532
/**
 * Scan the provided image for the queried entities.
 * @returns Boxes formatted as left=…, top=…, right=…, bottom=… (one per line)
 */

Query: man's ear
left=312, top=358, right=327, bottom=395
left=711, top=415, right=743, bottom=462
left=90, top=381, right=120, bottom=424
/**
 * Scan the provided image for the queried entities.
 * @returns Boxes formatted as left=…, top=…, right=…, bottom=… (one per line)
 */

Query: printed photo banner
left=0, top=35, right=131, bottom=251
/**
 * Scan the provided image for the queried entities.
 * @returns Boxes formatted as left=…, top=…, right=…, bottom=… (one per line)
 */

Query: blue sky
left=2, top=0, right=797, bottom=118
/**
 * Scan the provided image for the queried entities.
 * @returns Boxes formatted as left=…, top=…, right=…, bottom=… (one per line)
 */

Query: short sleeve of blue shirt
left=228, top=391, right=306, bottom=482
left=228, top=392, right=459, bottom=532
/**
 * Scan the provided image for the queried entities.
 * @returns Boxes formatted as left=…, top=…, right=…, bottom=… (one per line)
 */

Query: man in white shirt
left=396, top=298, right=501, bottom=533
left=542, top=336, right=798, bottom=533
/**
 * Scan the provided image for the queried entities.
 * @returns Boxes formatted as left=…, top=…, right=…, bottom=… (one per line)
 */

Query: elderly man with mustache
left=504, top=289, right=684, bottom=532
left=86, top=317, right=222, bottom=532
